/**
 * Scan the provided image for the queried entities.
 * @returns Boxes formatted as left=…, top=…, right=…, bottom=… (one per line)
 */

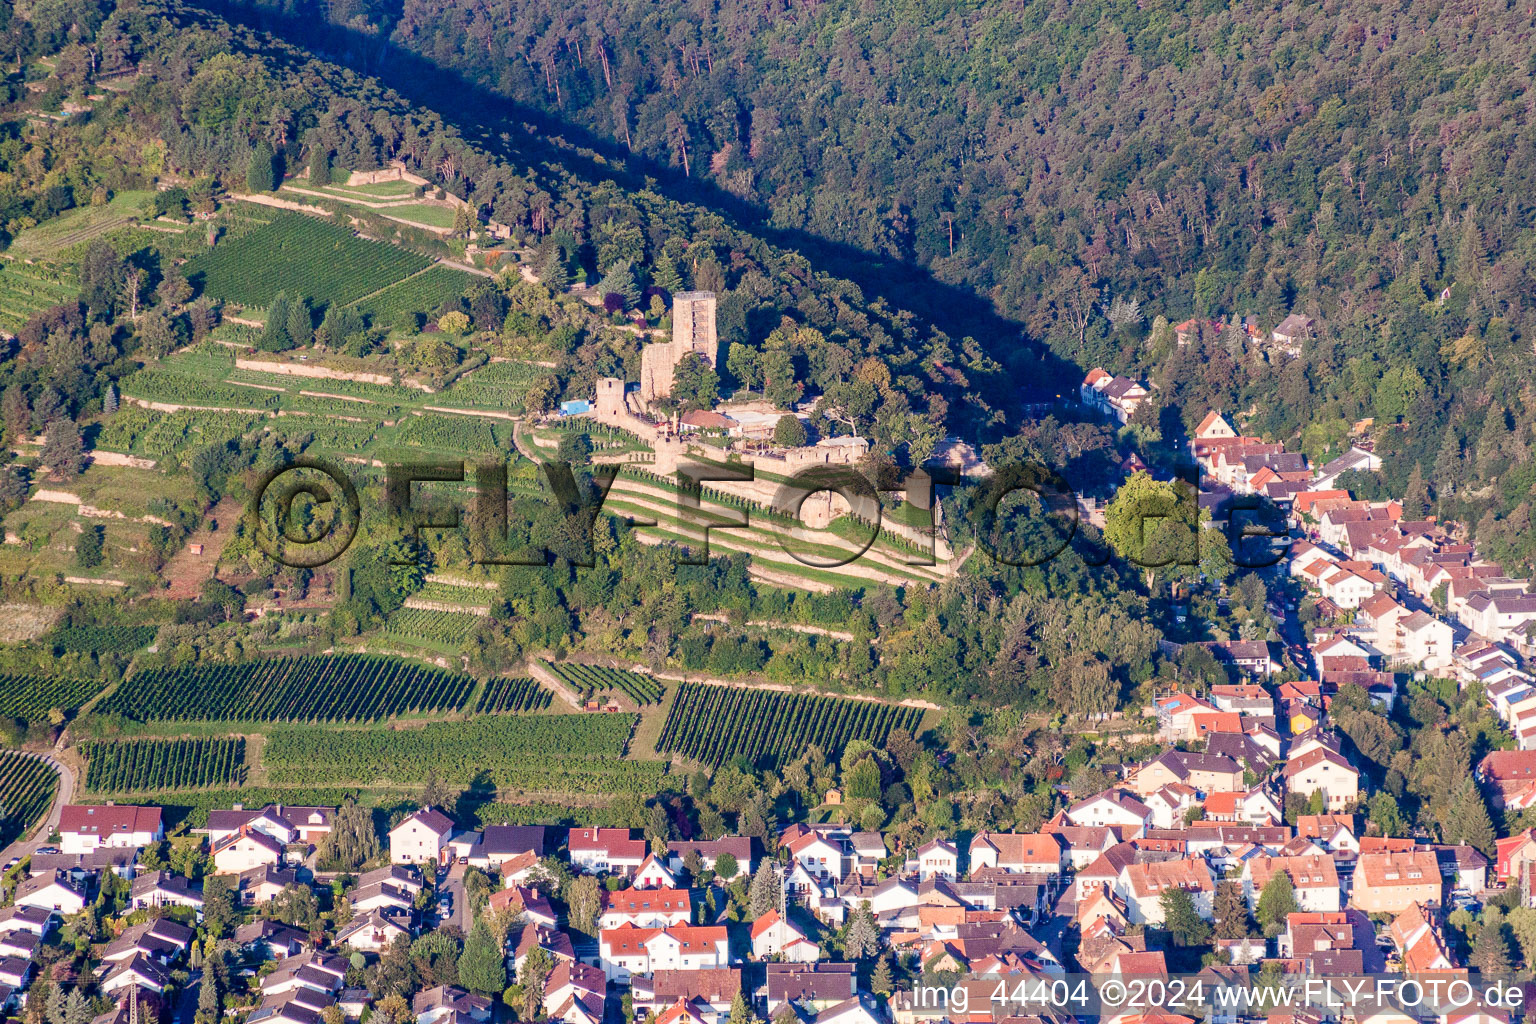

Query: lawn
left=382, top=204, right=457, bottom=229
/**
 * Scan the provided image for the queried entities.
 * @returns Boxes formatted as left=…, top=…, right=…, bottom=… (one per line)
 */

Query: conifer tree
left=286, top=296, right=313, bottom=348
left=247, top=140, right=277, bottom=192
left=261, top=293, right=294, bottom=352
left=309, top=146, right=331, bottom=186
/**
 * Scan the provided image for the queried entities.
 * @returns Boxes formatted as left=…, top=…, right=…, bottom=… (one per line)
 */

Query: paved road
left=0, top=751, right=75, bottom=866
left=437, top=862, right=467, bottom=932
left=174, top=970, right=202, bottom=1024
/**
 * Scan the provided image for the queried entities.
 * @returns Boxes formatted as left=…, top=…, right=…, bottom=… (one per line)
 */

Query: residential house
left=1122, top=859, right=1214, bottom=926
left=236, top=866, right=297, bottom=906
left=1283, top=748, right=1360, bottom=811
left=1270, top=313, right=1315, bottom=353
left=666, top=837, right=754, bottom=882
left=749, top=910, right=819, bottom=962
left=1477, top=750, right=1536, bottom=809
left=414, top=986, right=492, bottom=1024
left=1313, top=447, right=1384, bottom=491
left=1154, top=692, right=1222, bottom=742
left=1209, top=684, right=1275, bottom=719
left=234, top=920, right=311, bottom=961
left=388, top=808, right=455, bottom=866
left=633, top=854, right=679, bottom=890
left=100, top=956, right=169, bottom=997
left=763, top=963, right=855, bottom=1016
left=569, top=828, right=648, bottom=877
left=102, top=918, right=194, bottom=965
left=1064, top=790, right=1153, bottom=832
left=1295, top=815, right=1360, bottom=857
left=59, top=805, right=163, bottom=855
left=966, top=833, right=1063, bottom=876
left=128, top=872, right=203, bottom=911
left=1389, top=902, right=1455, bottom=973
left=598, top=924, right=729, bottom=982
left=1127, top=750, right=1244, bottom=797
left=1200, top=789, right=1282, bottom=826
left=597, top=889, right=693, bottom=931
left=1463, top=592, right=1536, bottom=645
left=335, top=911, right=413, bottom=953
left=1398, top=611, right=1456, bottom=671
left=544, top=962, right=612, bottom=1024
left=1243, top=855, right=1340, bottom=913
left=202, top=805, right=333, bottom=847
left=13, top=871, right=86, bottom=914
left=631, top=969, right=739, bottom=1024
left=1352, top=851, right=1442, bottom=914
left=1080, top=368, right=1150, bottom=424
left=782, top=828, right=849, bottom=883
left=0, top=906, right=55, bottom=937
left=212, top=827, right=285, bottom=874
left=914, top=839, right=959, bottom=882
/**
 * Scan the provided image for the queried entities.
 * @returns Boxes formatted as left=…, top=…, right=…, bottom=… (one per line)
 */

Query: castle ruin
left=639, top=291, right=718, bottom=405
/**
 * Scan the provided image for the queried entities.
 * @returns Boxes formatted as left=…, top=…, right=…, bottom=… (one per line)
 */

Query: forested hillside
left=208, top=0, right=1536, bottom=572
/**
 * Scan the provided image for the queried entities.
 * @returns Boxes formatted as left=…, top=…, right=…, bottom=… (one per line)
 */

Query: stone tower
left=640, top=291, right=719, bottom=404
left=671, top=291, right=718, bottom=368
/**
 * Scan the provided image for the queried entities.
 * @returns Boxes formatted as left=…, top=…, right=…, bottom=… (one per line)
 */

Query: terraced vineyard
left=51, top=625, right=159, bottom=655
left=657, top=683, right=924, bottom=768
left=392, top=414, right=506, bottom=453
left=383, top=608, right=481, bottom=648
left=0, top=258, right=78, bottom=333
left=431, top=361, right=545, bottom=410
left=263, top=714, right=663, bottom=794
left=96, top=655, right=475, bottom=723
left=549, top=663, right=665, bottom=705
left=227, top=367, right=422, bottom=404
left=0, top=674, right=100, bottom=722
left=182, top=214, right=430, bottom=308
left=97, top=407, right=265, bottom=457
left=353, top=264, right=475, bottom=325
left=473, top=677, right=551, bottom=713
left=83, top=738, right=246, bottom=792
left=0, top=752, right=58, bottom=847
left=269, top=417, right=378, bottom=452
left=119, top=371, right=281, bottom=410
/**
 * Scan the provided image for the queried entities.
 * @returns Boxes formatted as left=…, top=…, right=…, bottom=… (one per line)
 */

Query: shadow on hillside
left=183, top=0, right=1085, bottom=438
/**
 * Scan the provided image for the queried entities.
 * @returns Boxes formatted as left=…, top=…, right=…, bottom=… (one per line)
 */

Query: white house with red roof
left=597, top=888, right=693, bottom=930
left=213, top=827, right=285, bottom=874
left=633, top=854, right=680, bottom=889
left=750, top=910, right=819, bottom=962
left=966, top=832, right=1063, bottom=876
left=598, top=925, right=729, bottom=982
left=570, top=828, right=649, bottom=876
left=1121, top=858, right=1214, bottom=925
left=1080, top=368, right=1151, bottom=424
left=652, top=999, right=709, bottom=1024
left=783, top=830, right=848, bottom=883
left=59, top=805, right=163, bottom=855
left=1284, top=749, right=1360, bottom=811
left=1242, top=854, right=1340, bottom=913
left=913, top=839, right=959, bottom=881
left=1065, top=790, right=1153, bottom=832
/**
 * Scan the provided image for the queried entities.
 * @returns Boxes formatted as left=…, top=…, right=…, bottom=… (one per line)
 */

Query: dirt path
left=162, top=496, right=243, bottom=601
left=690, top=612, right=861, bottom=642
left=648, top=671, right=941, bottom=711
left=526, top=660, right=584, bottom=711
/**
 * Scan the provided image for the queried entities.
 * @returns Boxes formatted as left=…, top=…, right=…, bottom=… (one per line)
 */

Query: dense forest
left=204, top=0, right=1536, bottom=572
